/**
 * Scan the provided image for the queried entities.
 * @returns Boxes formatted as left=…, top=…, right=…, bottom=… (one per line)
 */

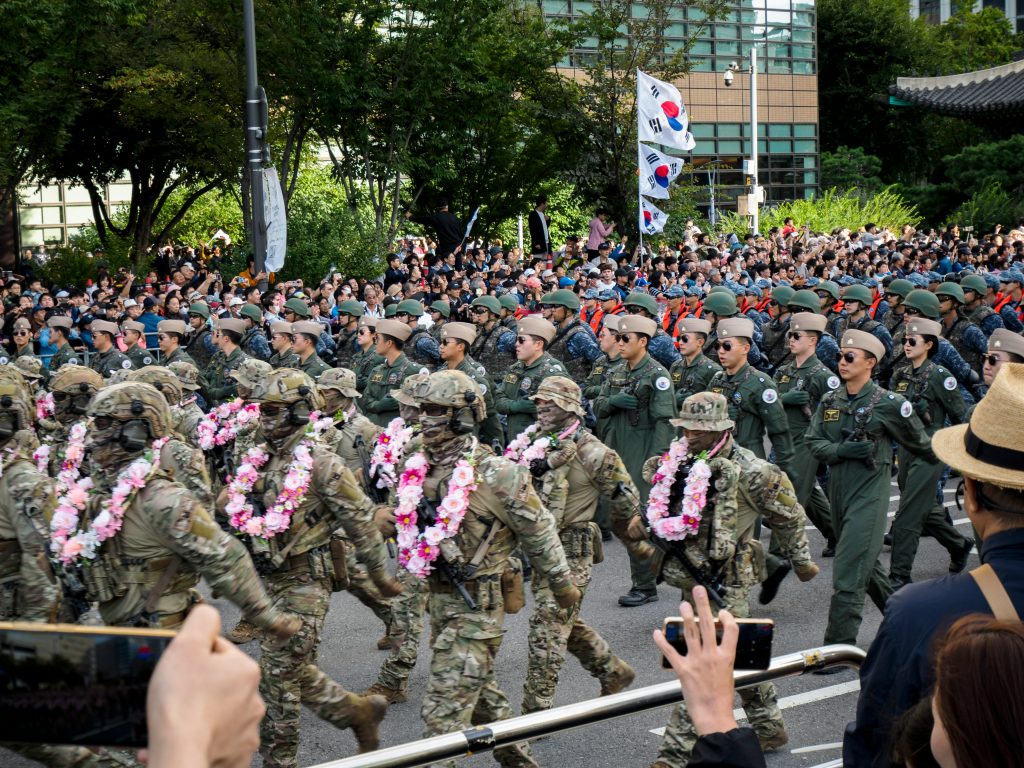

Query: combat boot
left=361, top=682, right=408, bottom=705
left=227, top=618, right=262, bottom=644
left=758, top=726, right=789, bottom=752
left=377, top=633, right=394, bottom=650
left=350, top=694, right=388, bottom=752
left=600, top=658, right=636, bottom=696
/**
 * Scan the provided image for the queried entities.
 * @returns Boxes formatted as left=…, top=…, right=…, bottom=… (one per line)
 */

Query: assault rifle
left=355, top=435, right=396, bottom=558
left=419, top=495, right=477, bottom=610
left=59, top=566, right=91, bottom=621
left=652, top=538, right=727, bottom=609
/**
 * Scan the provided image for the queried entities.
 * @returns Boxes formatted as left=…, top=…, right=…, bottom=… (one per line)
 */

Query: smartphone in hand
left=661, top=616, right=774, bottom=670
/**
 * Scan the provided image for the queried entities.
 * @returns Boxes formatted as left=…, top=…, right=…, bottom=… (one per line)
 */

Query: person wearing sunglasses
left=437, top=322, right=503, bottom=449
left=495, top=315, right=565, bottom=443
left=621, top=292, right=680, bottom=369
left=594, top=314, right=676, bottom=608
left=758, top=285, right=795, bottom=374
left=833, top=284, right=894, bottom=369
left=46, top=314, right=80, bottom=372
left=880, top=277, right=914, bottom=338
left=890, top=290, right=978, bottom=395
left=542, top=288, right=602, bottom=385
left=888, top=318, right=973, bottom=592
left=156, top=318, right=196, bottom=368
left=185, top=300, right=216, bottom=371
left=468, top=295, right=517, bottom=387
left=775, top=313, right=839, bottom=558
left=981, top=328, right=1024, bottom=391
left=361, top=319, right=422, bottom=427
left=9, top=316, right=35, bottom=361
left=351, top=317, right=385, bottom=393
left=393, top=299, right=440, bottom=367
left=267, top=320, right=300, bottom=370
left=959, top=273, right=1004, bottom=338
left=88, top=319, right=134, bottom=379
left=815, top=280, right=844, bottom=336
left=668, top=318, right=721, bottom=409
left=935, top=282, right=988, bottom=376
left=807, top=330, right=934, bottom=651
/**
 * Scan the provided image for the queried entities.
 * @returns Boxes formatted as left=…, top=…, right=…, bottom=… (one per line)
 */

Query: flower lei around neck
left=195, top=398, right=261, bottom=451
left=225, top=412, right=334, bottom=539
left=33, top=420, right=86, bottom=480
left=36, top=392, right=55, bottom=422
left=50, top=436, right=170, bottom=565
left=395, top=439, right=478, bottom=579
left=504, top=420, right=581, bottom=466
left=646, top=433, right=729, bottom=541
left=370, top=417, right=417, bottom=491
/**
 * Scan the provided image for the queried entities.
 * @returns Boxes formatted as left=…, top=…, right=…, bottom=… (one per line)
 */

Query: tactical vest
left=968, top=303, right=997, bottom=330
left=834, top=314, right=882, bottom=343
left=943, top=316, right=983, bottom=373
left=334, top=328, right=358, bottom=367
left=761, top=317, right=791, bottom=369
left=471, top=322, right=508, bottom=381
left=547, top=320, right=591, bottom=383
left=709, top=366, right=755, bottom=423
left=404, top=327, right=434, bottom=366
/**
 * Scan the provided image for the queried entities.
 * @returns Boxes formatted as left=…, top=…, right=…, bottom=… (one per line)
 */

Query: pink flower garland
left=370, top=417, right=416, bottom=490
left=504, top=421, right=580, bottom=466
left=225, top=414, right=333, bottom=539
left=645, top=434, right=725, bottom=541
left=195, top=399, right=261, bottom=451
left=51, top=437, right=170, bottom=565
left=394, top=442, right=478, bottom=579
left=36, top=392, right=54, bottom=421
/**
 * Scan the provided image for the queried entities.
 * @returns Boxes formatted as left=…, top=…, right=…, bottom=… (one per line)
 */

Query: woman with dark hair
left=930, top=615, right=1024, bottom=768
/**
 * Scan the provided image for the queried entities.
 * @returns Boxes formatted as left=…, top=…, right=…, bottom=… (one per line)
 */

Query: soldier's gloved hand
left=369, top=567, right=403, bottom=597
left=624, top=515, right=648, bottom=541
left=362, top=400, right=380, bottom=414
left=967, top=369, right=980, bottom=387
left=608, top=392, right=639, bottom=410
left=552, top=581, right=582, bottom=610
left=780, top=390, right=809, bottom=406
left=528, top=458, right=549, bottom=477
left=546, top=440, right=578, bottom=469
left=373, top=505, right=396, bottom=538
left=794, top=562, right=819, bottom=582
left=508, top=399, right=537, bottom=414
left=251, top=608, right=303, bottom=648
left=836, top=440, right=873, bottom=460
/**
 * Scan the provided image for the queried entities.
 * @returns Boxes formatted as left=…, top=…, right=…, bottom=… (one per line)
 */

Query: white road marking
left=805, top=501, right=958, bottom=531
left=792, top=742, right=844, bottom=754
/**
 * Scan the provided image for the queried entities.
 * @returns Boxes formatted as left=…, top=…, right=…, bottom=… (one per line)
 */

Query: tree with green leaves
left=820, top=146, right=884, bottom=194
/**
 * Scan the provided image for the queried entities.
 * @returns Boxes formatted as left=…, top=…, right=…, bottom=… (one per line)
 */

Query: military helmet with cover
left=230, top=358, right=273, bottom=390
left=254, top=368, right=324, bottom=410
left=50, top=364, right=104, bottom=419
left=530, top=375, right=585, bottom=419
left=127, top=366, right=184, bottom=406
left=318, top=367, right=361, bottom=399
left=0, top=367, right=35, bottom=437
left=88, top=382, right=173, bottom=450
left=415, top=369, right=486, bottom=423
left=393, top=370, right=429, bottom=408
left=167, top=361, right=202, bottom=391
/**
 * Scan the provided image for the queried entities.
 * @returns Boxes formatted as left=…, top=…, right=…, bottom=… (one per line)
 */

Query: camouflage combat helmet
left=128, top=366, right=184, bottom=406
left=50, top=364, right=104, bottom=395
left=106, top=368, right=134, bottom=386
left=167, top=361, right=202, bottom=391
left=393, top=370, right=429, bottom=407
left=0, top=369, right=34, bottom=433
left=703, top=291, right=739, bottom=317
left=88, top=381, right=172, bottom=440
left=255, top=368, right=324, bottom=410
left=415, top=370, right=486, bottom=422
left=671, top=391, right=736, bottom=432
left=530, top=375, right=585, bottom=419
left=903, top=289, right=941, bottom=319
left=787, top=289, right=821, bottom=314
left=318, top=368, right=360, bottom=398
left=13, top=356, right=44, bottom=381
left=230, top=358, right=273, bottom=388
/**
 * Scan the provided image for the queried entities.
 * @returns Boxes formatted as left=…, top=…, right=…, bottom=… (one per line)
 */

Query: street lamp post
left=243, top=0, right=268, bottom=287
left=725, top=47, right=760, bottom=236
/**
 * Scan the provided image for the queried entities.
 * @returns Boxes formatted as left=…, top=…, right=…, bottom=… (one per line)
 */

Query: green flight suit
left=668, top=352, right=722, bottom=408
left=807, top=380, right=933, bottom=645
left=297, top=351, right=330, bottom=380
left=362, top=353, right=422, bottom=426
left=204, top=347, right=249, bottom=406
left=889, top=361, right=969, bottom=582
left=494, top=351, right=568, bottom=442
left=352, top=348, right=385, bottom=393
left=125, top=344, right=156, bottom=369
left=594, top=352, right=676, bottom=591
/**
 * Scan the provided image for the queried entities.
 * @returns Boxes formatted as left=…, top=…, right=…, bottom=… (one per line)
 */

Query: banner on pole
left=263, top=168, right=287, bottom=273
left=638, top=143, right=683, bottom=200
left=639, top=197, right=669, bottom=236
left=637, top=70, right=696, bottom=151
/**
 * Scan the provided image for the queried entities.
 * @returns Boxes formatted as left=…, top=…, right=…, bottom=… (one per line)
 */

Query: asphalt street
left=4, top=477, right=971, bottom=768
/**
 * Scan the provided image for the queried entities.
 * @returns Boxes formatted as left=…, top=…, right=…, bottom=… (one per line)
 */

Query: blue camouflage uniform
left=241, top=327, right=272, bottom=362
left=496, top=327, right=517, bottom=356
left=406, top=327, right=441, bottom=366
left=815, top=334, right=840, bottom=373
left=647, top=328, right=681, bottom=369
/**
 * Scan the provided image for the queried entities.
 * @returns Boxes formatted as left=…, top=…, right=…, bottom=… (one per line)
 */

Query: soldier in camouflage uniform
left=495, top=315, right=567, bottom=442
left=362, top=319, right=424, bottom=426
left=832, top=284, right=894, bottom=363
left=122, top=320, right=156, bottom=369
left=936, top=282, right=988, bottom=376
left=647, top=392, right=818, bottom=768
left=622, top=292, right=680, bottom=369
left=542, top=289, right=602, bottom=384
left=439, top=321, right=504, bottom=449
left=396, top=370, right=579, bottom=768
left=395, top=299, right=441, bottom=366
left=469, top=295, right=517, bottom=386
left=268, top=321, right=301, bottom=369
left=157, top=319, right=196, bottom=368
left=428, top=300, right=451, bottom=343
left=239, top=369, right=401, bottom=766
left=499, top=294, right=520, bottom=335
left=960, top=273, right=1004, bottom=338
left=668, top=317, right=722, bottom=409
left=167, top=361, right=206, bottom=433
left=594, top=314, right=676, bottom=607
left=204, top=317, right=250, bottom=406
left=519, top=376, right=652, bottom=713
left=758, top=285, right=795, bottom=374
left=352, top=316, right=385, bottom=392
left=185, top=302, right=217, bottom=371
left=38, top=365, right=104, bottom=475
left=13, top=356, right=46, bottom=396
left=47, top=314, right=82, bottom=372
left=334, top=299, right=367, bottom=368
left=291, top=320, right=331, bottom=380
left=239, top=304, right=272, bottom=361
left=89, top=319, right=134, bottom=378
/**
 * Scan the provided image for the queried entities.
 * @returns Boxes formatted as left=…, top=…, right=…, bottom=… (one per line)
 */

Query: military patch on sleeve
left=479, top=382, right=487, bottom=394
left=121, top=360, right=132, bottom=369
left=827, top=375, right=840, bottom=390
left=895, top=381, right=909, bottom=393
left=420, top=367, right=430, bottom=376
left=900, top=401, right=913, bottom=418
left=824, top=408, right=841, bottom=422
left=504, top=373, right=519, bottom=384
left=655, top=376, right=671, bottom=391
left=69, top=357, right=79, bottom=365
left=943, top=376, right=957, bottom=391
left=143, top=356, right=153, bottom=365
left=762, top=389, right=778, bottom=404
left=0, top=357, right=7, bottom=365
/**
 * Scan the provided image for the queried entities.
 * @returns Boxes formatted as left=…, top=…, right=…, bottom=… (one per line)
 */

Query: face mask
left=0, top=411, right=18, bottom=440
left=259, top=407, right=293, bottom=448
left=535, top=402, right=572, bottom=433
left=686, top=430, right=723, bottom=456
left=419, top=410, right=456, bottom=446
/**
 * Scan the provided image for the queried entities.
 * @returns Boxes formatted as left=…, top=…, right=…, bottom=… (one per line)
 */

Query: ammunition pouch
left=431, top=573, right=502, bottom=611
left=500, top=564, right=525, bottom=614
left=0, top=539, right=20, bottom=580
left=275, top=544, right=333, bottom=582
left=117, top=556, right=199, bottom=594
left=559, top=523, right=595, bottom=561
left=329, top=537, right=350, bottom=592
left=81, top=553, right=128, bottom=603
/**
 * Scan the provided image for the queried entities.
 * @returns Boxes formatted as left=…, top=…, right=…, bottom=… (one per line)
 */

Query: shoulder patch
left=143, top=356, right=153, bottom=365
left=943, top=376, right=957, bottom=391
left=758, top=377, right=765, bottom=382
left=0, top=357, right=7, bottom=365
left=121, top=360, right=132, bottom=369
left=655, top=376, right=671, bottom=391
left=419, top=367, right=430, bottom=376
left=69, top=357, right=78, bottom=365
left=761, top=389, right=778, bottom=404
left=900, top=400, right=913, bottom=418
left=827, top=375, right=840, bottom=390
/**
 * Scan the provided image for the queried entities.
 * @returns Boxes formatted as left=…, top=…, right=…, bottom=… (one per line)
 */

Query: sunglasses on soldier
left=715, top=341, right=735, bottom=352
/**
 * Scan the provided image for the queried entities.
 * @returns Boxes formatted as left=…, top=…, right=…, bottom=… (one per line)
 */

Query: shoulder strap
left=970, top=563, right=1021, bottom=622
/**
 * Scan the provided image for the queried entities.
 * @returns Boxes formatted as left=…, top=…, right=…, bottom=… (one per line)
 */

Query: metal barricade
left=310, top=644, right=866, bottom=768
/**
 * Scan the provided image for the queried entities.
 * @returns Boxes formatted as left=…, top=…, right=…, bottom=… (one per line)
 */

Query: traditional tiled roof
left=889, top=59, right=1024, bottom=117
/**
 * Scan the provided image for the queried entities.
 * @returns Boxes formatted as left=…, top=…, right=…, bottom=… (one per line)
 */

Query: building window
left=919, top=0, right=941, bottom=24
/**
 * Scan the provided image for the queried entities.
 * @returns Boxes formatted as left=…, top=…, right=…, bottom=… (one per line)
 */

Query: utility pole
left=749, top=46, right=759, bottom=237
left=243, top=0, right=269, bottom=290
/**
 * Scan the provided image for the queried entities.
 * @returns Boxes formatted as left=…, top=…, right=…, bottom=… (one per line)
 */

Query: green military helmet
left=703, top=291, right=739, bottom=317
left=623, top=292, right=659, bottom=317
left=935, top=282, right=966, bottom=304
left=255, top=368, right=325, bottom=410
left=817, top=281, right=840, bottom=301
left=670, top=391, right=735, bottom=432
left=959, top=274, right=988, bottom=296
left=88, top=381, right=173, bottom=440
left=885, top=278, right=914, bottom=299
left=529, top=375, right=585, bottom=419
left=787, top=289, right=821, bottom=314
left=188, top=301, right=211, bottom=320
left=167, top=361, right=202, bottom=391
left=708, top=285, right=734, bottom=296
left=50, top=364, right=104, bottom=395
left=843, top=284, right=873, bottom=306
left=230, top=358, right=273, bottom=389
left=337, top=299, right=365, bottom=318
left=471, top=295, right=501, bottom=316
left=13, top=356, right=45, bottom=382
left=498, top=294, right=519, bottom=313
left=127, top=366, right=184, bottom=406
left=396, top=299, right=425, bottom=317
left=545, top=289, right=580, bottom=311
left=0, top=370, right=34, bottom=435
left=903, top=289, right=941, bottom=319
left=284, top=297, right=311, bottom=318
left=239, top=304, right=263, bottom=325
left=429, top=300, right=451, bottom=318
left=384, top=303, right=398, bottom=318
left=771, top=285, right=795, bottom=306
left=318, top=367, right=360, bottom=398
left=393, top=370, right=429, bottom=407
left=415, top=369, right=486, bottom=422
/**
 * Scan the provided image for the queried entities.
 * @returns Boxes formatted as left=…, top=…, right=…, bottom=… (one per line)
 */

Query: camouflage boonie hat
left=415, top=370, right=486, bottom=422
left=255, top=368, right=324, bottom=410
left=13, top=356, right=44, bottom=381
left=529, top=375, right=585, bottom=419
left=671, top=392, right=735, bottom=432
left=229, top=358, right=273, bottom=387
left=167, top=361, right=202, bottom=391
left=88, top=382, right=172, bottom=439
left=128, top=366, right=184, bottom=406
left=318, top=368, right=360, bottom=398
left=50, top=364, right=103, bottom=395
left=392, top=370, right=429, bottom=407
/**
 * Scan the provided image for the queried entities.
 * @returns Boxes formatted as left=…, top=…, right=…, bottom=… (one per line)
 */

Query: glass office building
left=544, top=0, right=820, bottom=212
left=911, top=0, right=1024, bottom=32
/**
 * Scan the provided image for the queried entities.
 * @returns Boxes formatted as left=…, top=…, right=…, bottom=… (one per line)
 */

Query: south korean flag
left=639, top=197, right=669, bottom=236
left=639, top=143, right=682, bottom=200
left=637, top=69, right=696, bottom=151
